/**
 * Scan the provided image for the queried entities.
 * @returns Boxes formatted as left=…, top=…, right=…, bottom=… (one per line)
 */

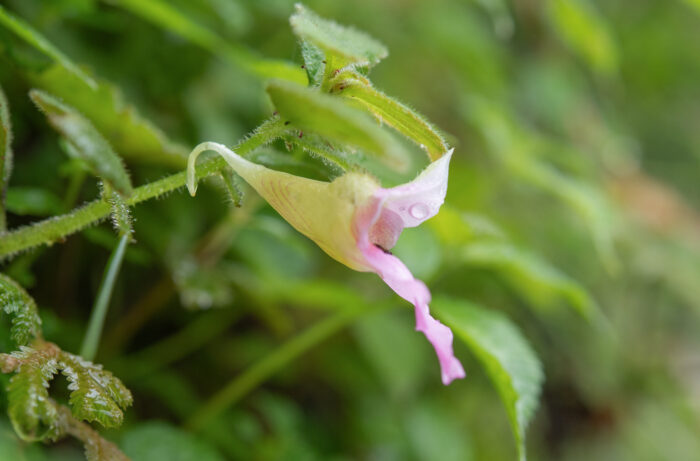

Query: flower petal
left=414, top=302, right=466, bottom=385
left=187, top=142, right=377, bottom=271
left=355, top=188, right=465, bottom=385
left=377, top=149, right=453, bottom=228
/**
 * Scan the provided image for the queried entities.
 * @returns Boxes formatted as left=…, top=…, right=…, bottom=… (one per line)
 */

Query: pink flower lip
left=354, top=150, right=465, bottom=385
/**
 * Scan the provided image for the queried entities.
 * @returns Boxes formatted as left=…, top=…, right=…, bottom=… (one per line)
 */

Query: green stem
left=185, top=308, right=363, bottom=432
left=0, top=118, right=286, bottom=259
left=80, top=233, right=129, bottom=361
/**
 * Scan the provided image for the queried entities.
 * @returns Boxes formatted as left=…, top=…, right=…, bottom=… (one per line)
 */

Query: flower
left=187, top=142, right=465, bottom=385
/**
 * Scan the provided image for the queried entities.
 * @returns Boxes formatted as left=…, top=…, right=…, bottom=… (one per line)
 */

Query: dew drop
left=409, top=203, right=430, bottom=220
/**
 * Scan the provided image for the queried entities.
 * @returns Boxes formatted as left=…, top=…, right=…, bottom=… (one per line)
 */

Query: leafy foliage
left=466, top=98, right=618, bottom=270
left=290, top=3, right=388, bottom=69
left=3, top=344, right=61, bottom=441
left=461, top=242, right=599, bottom=321
left=339, top=79, right=449, bottom=161
left=0, top=276, right=130, bottom=458
left=430, top=207, right=599, bottom=320
left=121, top=422, right=225, bottom=461
left=29, top=90, right=133, bottom=197
left=1, top=342, right=132, bottom=435
left=434, top=297, right=543, bottom=461
left=0, top=273, right=42, bottom=346
left=0, top=1, right=697, bottom=460
left=30, top=65, right=188, bottom=167
left=267, top=80, right=407, bottom=169
left=58, top=352, right=133, bottom=428
left=0, top=4, right=96, bottom=89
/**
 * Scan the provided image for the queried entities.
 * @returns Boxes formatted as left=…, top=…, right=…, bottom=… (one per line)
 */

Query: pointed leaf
left=58, top=351, right=133, bottom=428
left=341, top=79, right=449, bottom=161
left=4, top=345, right=61, bottom=441
left=29, top=90, right=133, bottom=197
left=300, top=40, right=325, bottom=86
left=461, top=242, right=599, bottom=321
left=0, top=5, right=96, bottom=89
left=0, top=273, right=42, bottom=346
left=267, top=80, right=407, bottom=170
left=433, top=297, right=543, bottom=461
left=30, top=64, right=188, bottom=167
left=290, top=4, right=387, bottom=69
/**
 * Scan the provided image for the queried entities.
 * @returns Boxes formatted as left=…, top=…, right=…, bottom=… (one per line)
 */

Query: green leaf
left=300, top=40, right=325, bottom=86
left=0, top=85, right=12, bottom=231
left=340, top=78, right=450, bottom=161
left=290, top=4, right=388, bottom=69
left=4, top=345, right=61, bottom=441
left=30, top=64, right=188, bottom=168
left=0, top=5, right=97, bottom=89
left=29, top=89, right=133, bottom=197
left=465, top=98, right=617, bottom=271
left=108, top=0, right=306, bottom=84
left=546, top=0, right=618, bottom=76
left=508, top=153, right=617, bottom=271
left=0, top=273, right=42, bottom=346
left=461, top=242, right=599, bottom=321
left=5, top=187, right=64, bottom=217
left=433, top=297, right=543, bottom=461
left=267, top=80, right=408, bottom=170
left=121, top=422, right=226, bottom=461
left=58, top=351, right=133, bottom=428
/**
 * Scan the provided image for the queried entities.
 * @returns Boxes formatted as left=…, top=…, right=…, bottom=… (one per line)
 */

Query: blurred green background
left=1, top=0, right=699, bottom=460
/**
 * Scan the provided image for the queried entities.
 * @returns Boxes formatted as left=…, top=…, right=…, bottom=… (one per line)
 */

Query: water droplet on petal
left=409, top=203, right=429, bottom=220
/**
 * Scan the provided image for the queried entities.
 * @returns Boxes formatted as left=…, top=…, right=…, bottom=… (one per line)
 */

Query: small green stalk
left=80, top=233, right=129, bottom=361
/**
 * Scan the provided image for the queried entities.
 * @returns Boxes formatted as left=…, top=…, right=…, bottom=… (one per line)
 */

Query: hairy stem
left=80, top=233, right=129, bottom=361
left=0, top=118, right=286, bottom=259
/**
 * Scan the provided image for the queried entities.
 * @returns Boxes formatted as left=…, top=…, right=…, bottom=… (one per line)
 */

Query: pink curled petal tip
left=415, top=303, right=466, bottom=385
